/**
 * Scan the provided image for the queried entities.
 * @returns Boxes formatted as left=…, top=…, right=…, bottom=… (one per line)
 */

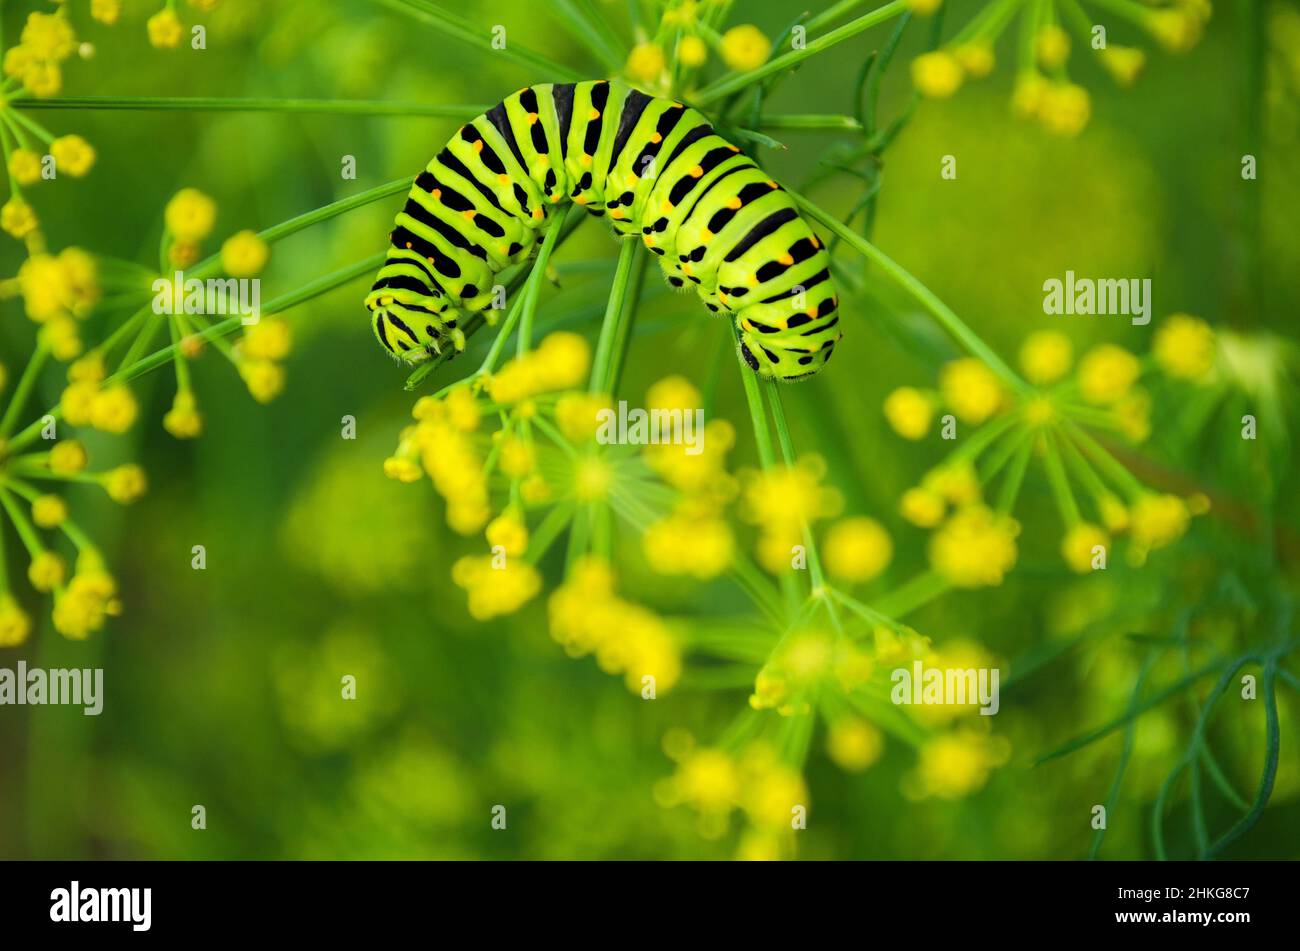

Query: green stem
left=10, top=97, right=485, bottom=117
left=794, top=191, right=1031, bottom=394
left=693, top=2, right=909, bottom=105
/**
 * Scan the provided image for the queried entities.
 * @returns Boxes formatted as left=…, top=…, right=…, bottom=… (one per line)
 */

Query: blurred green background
left=0, top=0, right=1297, bottom=860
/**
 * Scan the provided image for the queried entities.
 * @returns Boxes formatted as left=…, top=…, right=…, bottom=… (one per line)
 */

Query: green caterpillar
left=365, top=79, right=841, bottom=381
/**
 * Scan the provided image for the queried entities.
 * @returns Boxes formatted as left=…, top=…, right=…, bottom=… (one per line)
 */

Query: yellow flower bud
left=89, top=383, right=138, bottom=433
left=164, top=188, right=216, bottom=242
left=719, top=25, right=771, bottom=72
left=912, top=51, right=963, bottom=98
left=29, top=551, right=67, bottom=592
left=104, top=464, right=148, bottom=503
left=678, top=34, right=707, bottom=68
left=221, top=229, right=270, bottom=278
left=241, top=359, right=285, bottom=403
left=625, top=42, right=666, bottom=83
left=50, top=135, right=96, bottom=177
left=32, top=494, right=69, bottom=528
left=50, top=440, right=88, bottom=473
left=147, top=8, right=184, bottom=48
left=883, top=386, right=933, bottom=440
left=8, top=148, right=43, bottom=186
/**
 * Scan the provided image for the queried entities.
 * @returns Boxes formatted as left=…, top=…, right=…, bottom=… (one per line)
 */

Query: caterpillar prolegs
left=365, top=79, right=841, bottom=382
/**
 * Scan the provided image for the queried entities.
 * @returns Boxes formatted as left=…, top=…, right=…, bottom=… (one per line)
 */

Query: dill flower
left=908, top=729, right=1010, bottom=800
left=28, top=551, right=67, bottom=592
left=823, top=517, right=891, bottom=583
left=103, top=464, right=148, bottom=503
left=8, top=149, right=43, bottom=186
left=554, top=392, right=610, bottom=442
left=1034, top=26, right=1071, bottom=69
left=221, top=230, right=270, bottom=278
left=242, top=318, right=292, bottom=361
left=720, top=25, right=771, bottom=72
left=49, top=439, right=88, bottom=473
left=451, top=554, right=541, bottom=620
left=485, top=509, right=529, bottom=557
left=89, top=383, right=139, bottom=433
left=1077, top=343, right=1139, bottom=405
left=51, top=554, right=120, bottom=640
left=900, top=486, right=945, bottom=527
left=939, top=357, right=1004, bottom=423
left=496, top=433, right=536, bottom=477
left=1153, top=313, right=1216, bottom=380
left=922, top=459, right=980, bottom=506
left=147, top=8, right=185, bottom=49
left=163, top=390, right=203, bottom=438
left=92, top=0, right=123, bottom=25
left=485, top=331, right=590, bottom=402
left=750, top=627, right=833, bottom=715
left=548, top=556, right=681, bottom=691
left=911, top=50, right=963, bottom=98
left=240, top=360, right=285, bottom=403
left=883, top=386, right=932, bottom=440
left=625, top=42, right=666, bottom=83
left=1018, top=330, right=1072, bottom=385
left=1129, top=493, right=1192, bottom=554
left=1061, top=521, right=1109, bottom=573
left=0, top=595, right=32, bottom=647
left=826, top=717, right=884, bottom=773
left=50, top=135, right=96, bottom=177
left=659, top=745, right=740, bottom=826
left=952, top=43, right=994, bottom=78
left=164, top=188, right=217, bottom=242
left=32, top=494, right=68, bottom=528
left=740, top=456, right=841, bottom=572
left=1, top=198, right=40, bottom=240
left=1037, top=83, right=1092, bottom=137
left=1101, top=46, right=1146, bottom=87
left=678, top=34, right=707, bottom=68
left=929, top=504, right=1020, bottom=588
left=644, top=506, right=734, bottom=579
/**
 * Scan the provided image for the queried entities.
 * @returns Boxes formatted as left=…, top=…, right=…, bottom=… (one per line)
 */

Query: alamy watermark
left=1042, top=270, right=1151, bottom=326
left=891, top=659, right=1000, bottom=716
left=596, top=401, right=705, bottom=455
left=0, top=661, right=103, bottom=716
left=152, top=271, right=261, bottom=325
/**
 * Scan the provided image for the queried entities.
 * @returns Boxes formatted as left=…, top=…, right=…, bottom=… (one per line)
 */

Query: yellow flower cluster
left=1154, top=313, right=1216, bottom=380
left=51, top=552, right=121, bottom=641
left=907, top=728, right=1011, bottom=800
left=912, top=0, right=1208, bottom=135
left=386, top=388, right=491, bottom=534
left=899, top=458, right=980, bottom=528
left=928, top=504, right=1020, bottom=588
left=822, top=516, right=892, bottom=584
left=60, top=374, right=139, bottom=435
left=938, top=357, right=1005, bottom=424
left=738, top=455, right=842, bottom=574
left=14, top=248, right=101, bottom=358
left=450, top=554, right=541, bottom=621
left=238, top=317, right=292, bottom=404
left=750, top=626, right=837, bottom=715
left=658, top=735, right=808, bottom=847
left=641, top=376, right=737, bottom=579
left=3, top=9, right=77, bottom=98
left=485, top=331, right=590, bottom=403
left=548, top=556, right=681, bottom=693
left=883, top=385, right=933, bottom=440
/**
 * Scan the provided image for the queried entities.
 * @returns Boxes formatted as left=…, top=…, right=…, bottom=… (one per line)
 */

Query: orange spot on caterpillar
left=498, top=174, right=510, bottom=184
left=474, top=140, right=484, bottom=153
left=527, top=113, right=539, bottom=125
left=574, top=195, right=589, bottom=205
left=404, top=242, right=412, bottom=249
left=532, top=207, right=544, bottom=219
left=779, top=253, right=794, bottom=266
left=690, top=165, right=703, bottom=178
left=432, top=189, right=442, bottom=200
left=661, top=200, right=673, bottom=213
left=463, top=210, right=477, bottom=220
left=651, top=132, right=663, bottom=144
left=727, top=197, right=742, bottom=210
left=581, top=154, right=592, bottom=167
left=701, top=229, right=714, bottom=241
left=589, top=107, right=601, bottom=120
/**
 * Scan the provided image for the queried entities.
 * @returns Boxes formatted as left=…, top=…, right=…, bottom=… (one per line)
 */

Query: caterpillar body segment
left=366, top=80, right=842, bottom=381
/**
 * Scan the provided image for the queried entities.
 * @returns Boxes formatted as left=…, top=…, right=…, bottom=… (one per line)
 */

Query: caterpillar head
left=735, top=297, right=841, bottom=382
left=364, top=286, right=466, bottom=366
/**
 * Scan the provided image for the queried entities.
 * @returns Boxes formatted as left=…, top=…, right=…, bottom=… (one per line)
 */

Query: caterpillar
left=365, top=79, right=841, bottom=382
